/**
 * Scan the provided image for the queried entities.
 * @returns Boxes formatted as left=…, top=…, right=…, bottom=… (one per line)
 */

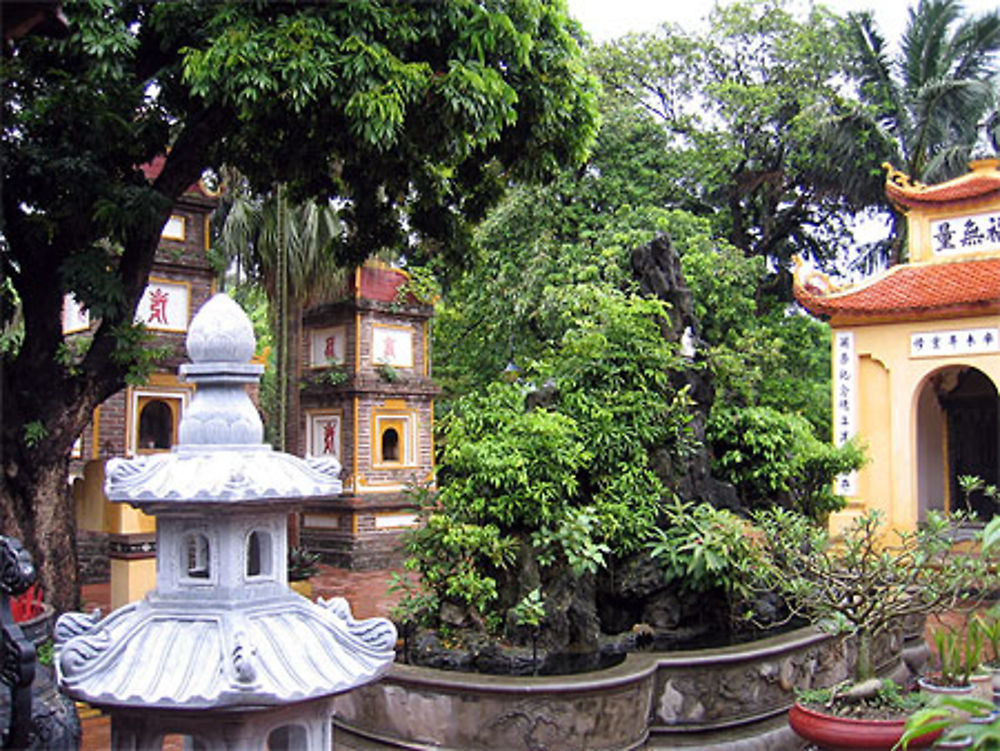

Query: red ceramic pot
left=788, top=702, right=941, bottom=751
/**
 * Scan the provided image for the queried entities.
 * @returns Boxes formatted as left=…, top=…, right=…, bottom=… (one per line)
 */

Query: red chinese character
left=382, top=335, right=396, bottom=359
left=323, top=423, right=336, bottom=455
left=324, top=335, right=337, bottom=360
left=148, top=288, right=170, bottom=325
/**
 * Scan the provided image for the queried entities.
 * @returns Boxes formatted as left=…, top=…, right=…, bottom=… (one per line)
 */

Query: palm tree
left=823, top=0, right=1000, bottom=268
left=213, top=175, right=347, bottom=452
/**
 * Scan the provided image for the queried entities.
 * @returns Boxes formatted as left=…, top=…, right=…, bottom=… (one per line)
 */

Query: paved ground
left=78, top=565, right=401, bottom=750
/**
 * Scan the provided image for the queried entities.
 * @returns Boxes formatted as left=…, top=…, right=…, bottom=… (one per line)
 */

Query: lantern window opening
left=246, top=530, right=274, bottom=580
left=137, top=398, right=176, bottom=452
left=268, top=724, right=309, bottom=749
left=181, top=532, right=211, bottom=581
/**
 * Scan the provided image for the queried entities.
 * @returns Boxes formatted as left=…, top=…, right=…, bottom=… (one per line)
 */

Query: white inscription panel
left=910, top=327, right=1000, bottom=358
left=372, top=324, right=413, bottom=368
left=374, top=513, right=418, bottom=530
left=306, top=412, right=342, bottom=459
left=833, top=331, right=858, bottom=496
left=310, top=326, right=346, bottom=366
left=62, top=293, right=91, bottom=334
left=931, top=210, right=1000, bottom=255
left=302, top=514, right=340, bottom=530
left=136, top=281, right=190, bottom=332
left=161, top=214, right=186, bottom=241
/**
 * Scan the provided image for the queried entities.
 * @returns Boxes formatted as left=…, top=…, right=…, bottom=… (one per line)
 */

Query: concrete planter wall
left=333, top=625, right=904, bottom=750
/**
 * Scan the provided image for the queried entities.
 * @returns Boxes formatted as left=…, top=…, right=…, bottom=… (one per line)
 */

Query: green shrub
left=707, top=405, right=864, bottom=521
left=647, top=499, right=763, bottom=598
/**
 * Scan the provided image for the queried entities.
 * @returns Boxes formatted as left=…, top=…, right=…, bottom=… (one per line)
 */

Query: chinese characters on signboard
left=309, top=326, right=346, bottom=367
left=931, top=210, right=1000, bottom=255
left=62, top=281, right=190, bottom=335
left=372, top=325, right=413, bottom=368
left=833, top=331, right=858, bottom=496
left=910, top=327, right=1000, bottom=358
left=136, top=281, right=190, bottom=332
left=307, top=413, right=341, bottom=459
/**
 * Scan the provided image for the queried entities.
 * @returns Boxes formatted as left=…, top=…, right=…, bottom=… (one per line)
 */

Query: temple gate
left=796, top=158, right=1000, bottom=534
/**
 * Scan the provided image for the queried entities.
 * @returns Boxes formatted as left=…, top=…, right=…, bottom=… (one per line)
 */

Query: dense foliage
left=0, top=0, right=598, bottom=610
left=592, top=0, right=860, bottom=293
left=397, top=282, right=692, bottom=628
left=709, top=406, right=864, bottom=520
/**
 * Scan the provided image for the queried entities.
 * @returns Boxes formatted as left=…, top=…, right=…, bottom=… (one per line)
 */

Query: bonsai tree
left=749, top=508, right=996, bottom=693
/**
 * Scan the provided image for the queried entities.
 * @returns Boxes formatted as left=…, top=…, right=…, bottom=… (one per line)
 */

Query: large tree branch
left=81, top=103, right=231, bottom=399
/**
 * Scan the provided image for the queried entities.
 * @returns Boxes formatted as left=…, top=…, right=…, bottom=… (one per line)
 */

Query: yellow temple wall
left=830, top=312, right=1000, bottom=535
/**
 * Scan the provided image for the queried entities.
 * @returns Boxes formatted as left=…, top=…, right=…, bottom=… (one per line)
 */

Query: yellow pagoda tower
left=796, top=159, right=1000, bottom=535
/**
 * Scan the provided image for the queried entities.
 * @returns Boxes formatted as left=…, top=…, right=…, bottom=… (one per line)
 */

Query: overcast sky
left=567, top=0, right=998, bottom=46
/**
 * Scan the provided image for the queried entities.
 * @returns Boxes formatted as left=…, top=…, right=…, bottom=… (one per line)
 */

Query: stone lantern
left=54, top=294, right=396, bottom=750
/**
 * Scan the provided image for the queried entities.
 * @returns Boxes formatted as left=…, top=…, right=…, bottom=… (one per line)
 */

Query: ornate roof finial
left=178, top=294, right=264, bottom=446
left=185, top=293, right=256, bottom=365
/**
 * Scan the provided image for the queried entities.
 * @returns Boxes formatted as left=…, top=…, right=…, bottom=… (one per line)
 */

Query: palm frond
left=923, top=142, right=979, bottom=182
left=949, top=11, right=1000, bottom=81
left=901, top=0, right=962, bottom=93
left=845, top=12, right=908, bottom=135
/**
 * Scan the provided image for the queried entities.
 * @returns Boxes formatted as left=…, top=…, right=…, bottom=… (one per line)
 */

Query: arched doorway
left=916, top=366, right=1000, bottom=520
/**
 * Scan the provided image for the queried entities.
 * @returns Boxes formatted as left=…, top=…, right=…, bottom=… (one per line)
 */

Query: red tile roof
left=885, top=160, right=1000, bottom=210
left=358, top=264, right=410, bottom=304
left=140, top=155, right=217, bottom=199
left=795, top=258, right=1000, bottom=322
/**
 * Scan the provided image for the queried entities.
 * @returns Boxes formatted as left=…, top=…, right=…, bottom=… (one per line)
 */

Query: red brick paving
left=78, top=565, right=399, bottom=750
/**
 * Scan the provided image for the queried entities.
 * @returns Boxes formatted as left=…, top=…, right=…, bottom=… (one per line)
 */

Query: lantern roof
left=56, top=596, right=394, bottom=710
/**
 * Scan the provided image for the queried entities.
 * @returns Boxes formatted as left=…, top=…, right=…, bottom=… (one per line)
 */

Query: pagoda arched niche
left=913, top=364, right=1000, bottom=522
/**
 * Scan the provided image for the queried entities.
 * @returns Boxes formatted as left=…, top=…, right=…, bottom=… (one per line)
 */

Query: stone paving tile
left=310, top=565, right=403, bottom=619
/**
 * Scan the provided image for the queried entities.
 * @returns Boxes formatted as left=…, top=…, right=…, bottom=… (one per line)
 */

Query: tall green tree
left=434, top=88, right=854, bottom=526
left=0, top=0, right=598, bottom=611
left=824, top=0, right=1000, bottom=268
left=592, top=0, right=858, bottom=298
left=212, top=178, right=347, bottom=451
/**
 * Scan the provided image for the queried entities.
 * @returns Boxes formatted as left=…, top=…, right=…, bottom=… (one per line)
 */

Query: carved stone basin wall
left=333, top=625, right=905, bottom=750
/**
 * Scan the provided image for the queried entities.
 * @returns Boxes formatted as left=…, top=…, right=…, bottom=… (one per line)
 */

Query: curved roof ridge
left=884, top=159, right=1000, bottom=210
left=795, top=256, right=1000, bottom=322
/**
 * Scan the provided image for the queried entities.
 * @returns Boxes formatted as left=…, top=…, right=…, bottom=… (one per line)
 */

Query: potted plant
left=747, top=507, right=995, bottom=751
left=973, top=607, right=1000, bottom=701
left=287, top=546, right=321, bottom=599
left=899, top=692, right=998, bottom=749
left=920, top=621, right=983, bottom=699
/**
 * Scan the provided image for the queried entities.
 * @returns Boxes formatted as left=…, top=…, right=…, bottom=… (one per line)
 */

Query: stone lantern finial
left=177, top=293, right=265, bottom=447
left=185, top=293, right=257, bottom=365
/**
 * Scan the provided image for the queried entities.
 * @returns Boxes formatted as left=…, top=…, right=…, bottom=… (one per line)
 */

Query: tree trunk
left=0, top=444, right=79, bottom=614
left=284, top=299, right=304, bottom=456
left=855, top=630, right=874, bottom=683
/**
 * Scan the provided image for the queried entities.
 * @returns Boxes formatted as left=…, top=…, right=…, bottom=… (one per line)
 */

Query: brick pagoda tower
left=295, top=262, right=437, bottom=569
